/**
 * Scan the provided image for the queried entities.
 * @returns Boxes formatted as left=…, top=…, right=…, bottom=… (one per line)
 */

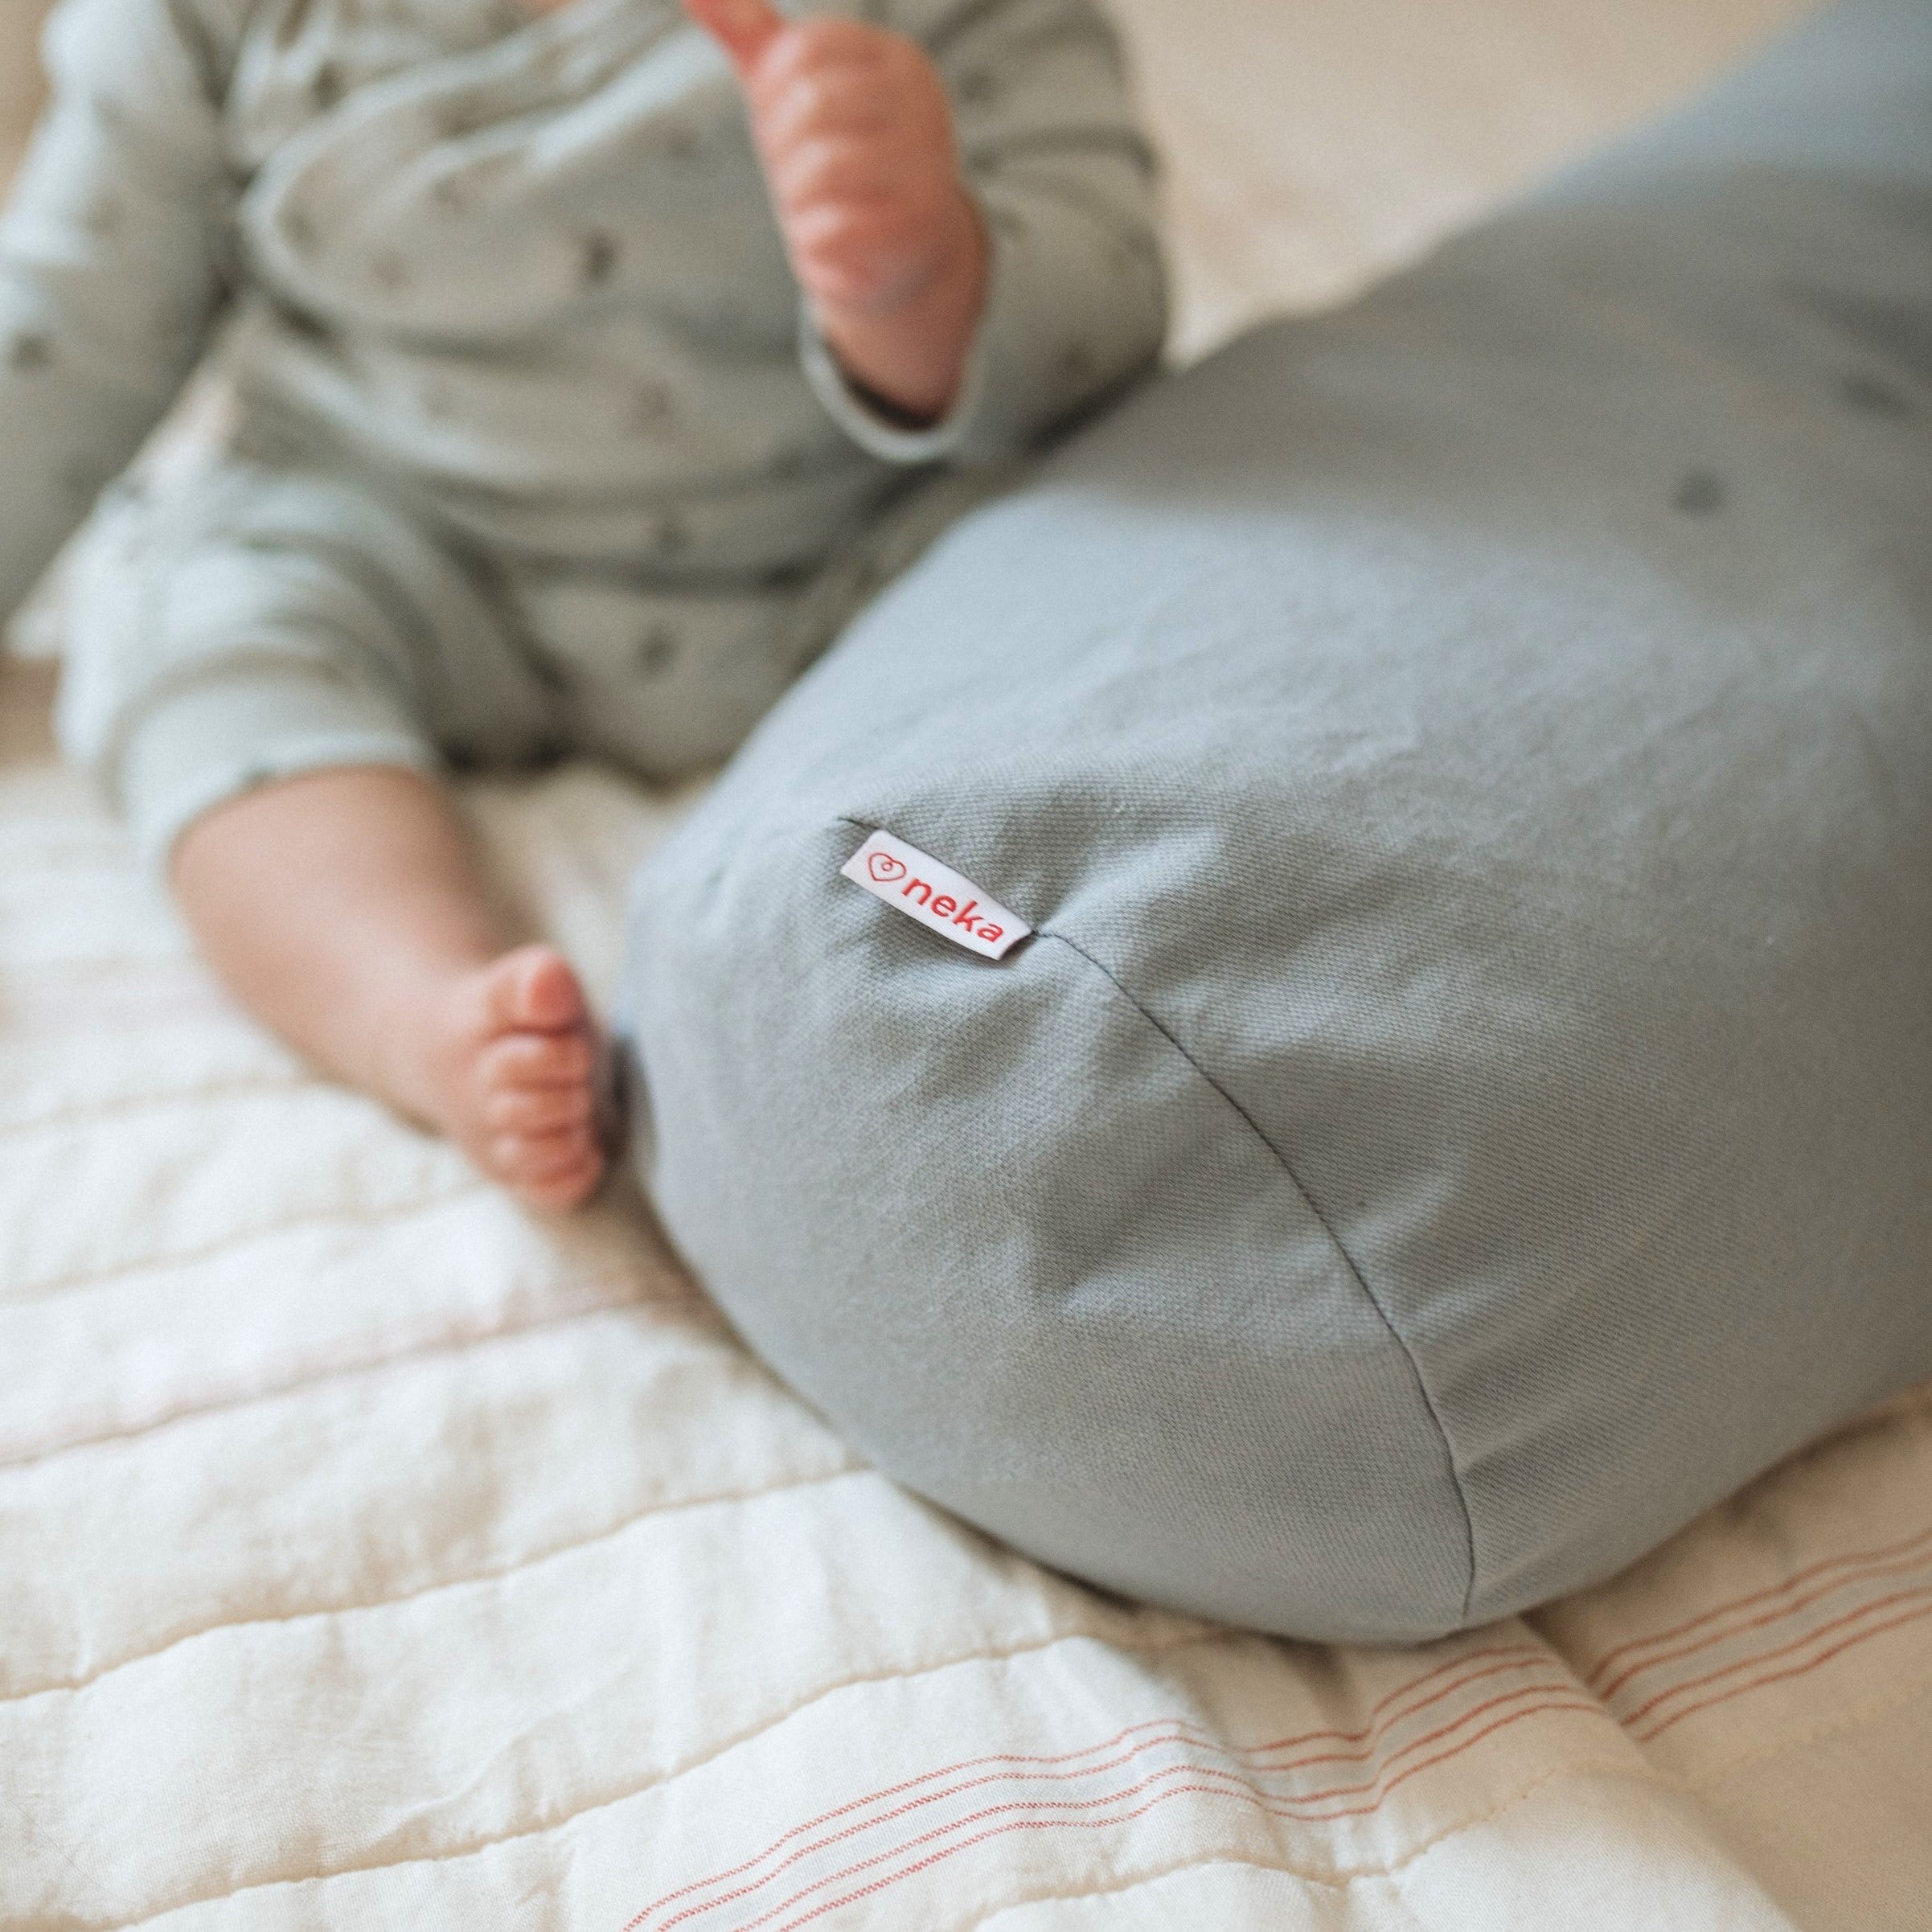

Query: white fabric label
left=840, top=830, right=1032, bottom=959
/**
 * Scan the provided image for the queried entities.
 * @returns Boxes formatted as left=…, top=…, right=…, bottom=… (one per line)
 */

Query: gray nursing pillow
left=621, top=0, right=1932, bottom=1642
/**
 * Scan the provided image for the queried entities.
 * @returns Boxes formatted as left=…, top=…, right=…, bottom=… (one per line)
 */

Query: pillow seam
left=1040, top=926, right=1481, bottom=1630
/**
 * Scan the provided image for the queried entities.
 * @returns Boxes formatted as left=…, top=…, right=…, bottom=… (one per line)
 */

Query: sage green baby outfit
left=0, top=0, right=1165, bottom=855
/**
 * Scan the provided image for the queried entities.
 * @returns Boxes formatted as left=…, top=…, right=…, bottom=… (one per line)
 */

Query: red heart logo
left=868, top=851, right=908, bottom=884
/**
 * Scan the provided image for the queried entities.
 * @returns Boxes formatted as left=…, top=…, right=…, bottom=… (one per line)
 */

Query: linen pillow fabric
left=621, top=0, right=1932, bottom=1641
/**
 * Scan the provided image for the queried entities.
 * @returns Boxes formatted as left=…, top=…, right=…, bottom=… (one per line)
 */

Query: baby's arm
left=687, top=0, right=988, bottom=424
left=0, top=0, right=236, bottom=621
left=686, top=0, right=1167, bottom=459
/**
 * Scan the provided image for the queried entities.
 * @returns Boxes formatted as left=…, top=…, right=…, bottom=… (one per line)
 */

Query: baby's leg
left=171, top=766, right=605, bottom=1209
left=59, top=458, right=601, bottom=1209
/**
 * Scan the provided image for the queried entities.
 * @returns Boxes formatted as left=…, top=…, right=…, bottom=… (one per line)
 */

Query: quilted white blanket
left=6, top=2, right=1930, bottom=1926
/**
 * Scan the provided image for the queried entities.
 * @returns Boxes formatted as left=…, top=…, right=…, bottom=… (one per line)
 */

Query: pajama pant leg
left=55, top=457, right=560, bottom=866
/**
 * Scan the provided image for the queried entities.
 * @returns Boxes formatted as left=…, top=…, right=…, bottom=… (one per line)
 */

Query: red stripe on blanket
left=621, top=1529, right=1932, bottom=1929
left=761, top=1698, right=1608, bottom=1932
left=1632, top=1595, right=1932, bottom=1744
left=619, top=1641, right=1554, bottom=1932
left=1594, top=1547, right=1932, bottom=1701
left=628, top=1671, right=1594, bottom=1932
left=1581, top=1518, right=1932, bottom=1693
left=1619, top=1583, right=1932, bottom=1735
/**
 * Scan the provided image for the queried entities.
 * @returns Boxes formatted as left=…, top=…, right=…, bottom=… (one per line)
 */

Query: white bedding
left=6, top=2, right=1932, bottom=1926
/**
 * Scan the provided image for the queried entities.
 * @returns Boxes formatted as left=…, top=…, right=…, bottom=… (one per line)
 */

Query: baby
left=0, top=0, right=1165, bottom=1205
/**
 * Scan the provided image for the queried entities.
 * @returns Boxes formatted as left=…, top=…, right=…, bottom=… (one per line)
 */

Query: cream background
left=1, top=0, right=1812, bottom=351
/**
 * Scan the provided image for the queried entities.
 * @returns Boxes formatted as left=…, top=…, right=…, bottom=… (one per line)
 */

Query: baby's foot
left=430, top=945, right=606, bottom=1211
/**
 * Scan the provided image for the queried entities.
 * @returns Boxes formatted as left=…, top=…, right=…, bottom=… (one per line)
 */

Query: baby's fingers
left=769, top=133, right=903, bottom=213
left=757, top=65, right=896, bottom=152
left=681, top=0, right=785, bottom=72
left=787, top=199, right=931, bottom=310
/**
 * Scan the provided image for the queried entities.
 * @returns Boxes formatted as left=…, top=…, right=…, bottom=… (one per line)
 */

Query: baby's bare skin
left=688, top=0, right=989, bottom=420
left=169, top=0, right=990, bottom=1210
left=174, top=769, right=605, bottom=1208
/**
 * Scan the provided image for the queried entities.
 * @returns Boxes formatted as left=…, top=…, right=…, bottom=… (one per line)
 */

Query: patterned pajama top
left=0, top=0, right=1166, bottom=855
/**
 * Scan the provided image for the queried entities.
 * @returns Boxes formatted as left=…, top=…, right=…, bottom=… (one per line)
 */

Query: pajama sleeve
left=801, top=0, right=1169, bottom=466
left=0, top=0, right=237, bottom=623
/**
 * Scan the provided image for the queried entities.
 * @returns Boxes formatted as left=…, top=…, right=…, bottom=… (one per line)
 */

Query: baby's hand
left=683, top=0, right=988, bottom=424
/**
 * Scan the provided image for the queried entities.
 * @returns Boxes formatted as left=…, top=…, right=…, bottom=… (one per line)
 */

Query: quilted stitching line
left=0, top=1286, right=691, bottom=1467
left=1551, top=1518, right=1932, bottom=1749
left=3, top=1465, right=867, bottom=1704
left=673, top=1699, right=1621, bottom=1932
left=620, top=1640, right=1559, bottom=1932
left=84, top=1628, right=1241, bottom=1932
left=627, top=1528, right=1932, bottom=1932
left=654, top=1516, right=1932, bottom=1930
left=1577, top=1516, right=1932, bottom=1695
left=1040, top=929, right=1482, bottom=1627
left=0, top=1178, right=493, bottom=1304
left=0, top=1071, right=311, bottom=1138
left=1598, top=1541, right=1932, bottom=1704
left=1626, top=1589, right=1932, bottom=1745
left=947, top=1761, right=1659, bottom=1931
left=621, top=1649, right=1590, bottom=1932
left=1677, top=1658, right=1932, bottom=1792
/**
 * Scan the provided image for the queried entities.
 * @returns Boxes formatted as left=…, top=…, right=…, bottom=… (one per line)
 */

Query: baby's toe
left=516, top=1155, right=607, bottom=1212
left=482, top=945, right=589, bottom=1036
left=492, top=1122, right=606, bottom=1208
left=479, top=1028, right=595, bottom=1093
left=485, top=1084, right=596, bottom=1135
left=449, top=946, right=602, bottom=1209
